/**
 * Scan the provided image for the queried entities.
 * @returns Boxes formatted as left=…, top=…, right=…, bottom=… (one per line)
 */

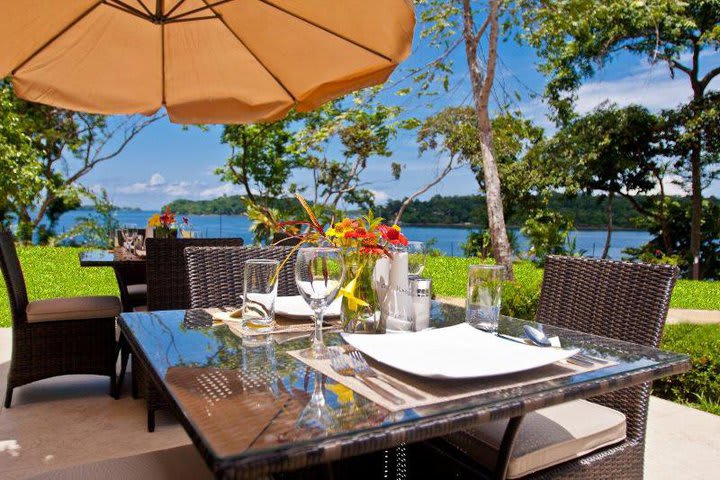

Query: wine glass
left=124, top=223, right=139, bottom=252
left=295, top=247, right=345, bottom=359
left=407, top=241, right=427, bottom=278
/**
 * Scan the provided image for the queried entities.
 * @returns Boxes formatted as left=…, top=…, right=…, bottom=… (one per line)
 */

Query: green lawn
left=424, top=256, right=720, bottom=310
left=1, top=249, right=718, bottom=328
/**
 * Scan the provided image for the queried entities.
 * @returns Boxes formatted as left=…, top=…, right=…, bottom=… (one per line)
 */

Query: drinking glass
left=241, top=259, right=280, bottom=333
left=466, top=265, right=504, bottom=333
left=295, top=247, right=344, bottom=359
left=407, top=241, right=427, bottom=278
left=122, top=224, right=138, bottom=251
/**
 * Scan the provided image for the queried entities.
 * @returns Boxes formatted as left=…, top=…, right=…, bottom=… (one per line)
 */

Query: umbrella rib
left=257, top=0, right=394, bottom=64
left=169, top=0, right=233, bottom=21
left=109, top=0, right=150, bottom=19
left=136, top=0, right=155, bottom=17
left=105, top=1, right=153, bottom=21
left=200, top=0, right=297, bottom=103
left=11, top=1, right=104, bottom=75
left=164, top=0, right=187, bottom=18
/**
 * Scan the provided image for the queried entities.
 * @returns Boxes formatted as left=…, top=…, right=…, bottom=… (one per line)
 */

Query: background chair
left=0, top=231, right=119, bottom=407
left=185, top=245, right=299, bottom=309
left=438, top=255, right=678, bottom=479
left=145, top=237, right=244, bottom=311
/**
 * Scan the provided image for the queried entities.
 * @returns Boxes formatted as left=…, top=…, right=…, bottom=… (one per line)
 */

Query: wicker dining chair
left=126, top=237, right=244, bottom=431
left=145, top=237, right=245, bottom=311
left=184, top=245, right=299, bottom=308
left=439, top=255, right=678, bottom=480
left=0, top=231, right=119, bottom=407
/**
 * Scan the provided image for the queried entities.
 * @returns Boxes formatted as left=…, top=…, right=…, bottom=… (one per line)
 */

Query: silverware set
left=329, top=349, right=426, bottom=405
left=497, top=324, right=610, bottom=368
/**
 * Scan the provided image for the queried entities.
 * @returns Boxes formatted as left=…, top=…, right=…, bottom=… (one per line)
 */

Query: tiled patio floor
left=0, top=327, right=718, bottom=479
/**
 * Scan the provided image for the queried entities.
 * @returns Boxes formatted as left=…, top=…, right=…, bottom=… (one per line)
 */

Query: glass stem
left=313, top=308, right=324, bottom=353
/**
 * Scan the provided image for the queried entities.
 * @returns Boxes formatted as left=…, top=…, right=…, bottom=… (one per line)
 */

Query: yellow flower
left=392, top=224, right=401, bottom=232
left=338, top=270, right=369, bottom=312
left=148, top=214, right=161, bottom=227
left=326, top=382, right=354, bottom=404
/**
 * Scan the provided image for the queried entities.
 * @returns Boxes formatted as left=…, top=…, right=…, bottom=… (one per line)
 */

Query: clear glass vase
left=341, top=259, right=384, bottom=334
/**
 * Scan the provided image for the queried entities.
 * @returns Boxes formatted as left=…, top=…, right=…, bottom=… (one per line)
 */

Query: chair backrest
left=0, top=231, right=29, bottom=325
left=146, top=238, right=244, bottom=311
left=185, top=246, right=298, bottom=309
left=536, top=255, right=678, bottom=443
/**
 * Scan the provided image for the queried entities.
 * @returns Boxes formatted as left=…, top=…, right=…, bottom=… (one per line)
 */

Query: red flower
left=360, top=246, right=385, bottom=255
left=378, top=224, right=408, bottom=246
left=160, top=207, right=176, bottom=227
left=345, top=227, right=375, bottom=240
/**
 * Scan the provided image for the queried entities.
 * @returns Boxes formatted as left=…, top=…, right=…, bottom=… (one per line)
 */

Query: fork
left=329, top=353, right=404, bottom=405
left=348, top=351, right=426, bottom=400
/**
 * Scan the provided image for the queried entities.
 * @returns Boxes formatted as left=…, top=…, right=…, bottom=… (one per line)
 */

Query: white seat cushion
left=28, top=445, right=214, bottom=480
left=26, top=296, right=121, bottom=323
left=127, top=283, right=147, bottom=298
left=446, top=400, right=626, bottom=479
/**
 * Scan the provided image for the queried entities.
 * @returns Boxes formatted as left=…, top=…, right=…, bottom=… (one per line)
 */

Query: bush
left=521, top=210, right=584, bottom=266
left=654, top=323, right=720, bottom=414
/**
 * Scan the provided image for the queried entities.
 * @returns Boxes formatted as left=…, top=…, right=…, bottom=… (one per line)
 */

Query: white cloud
left=371, top=189, right=390, bottom=202
left=198, top=183, right=243, bottom=198
left=117, top=182, right=154, bottom=194
left=117, top=174, right=191, bottom=196
left=163, top=182, right=191, bottom=196
left=574, top=58, right=720, bottom=114
left=148, top=173, right=165, bottom=187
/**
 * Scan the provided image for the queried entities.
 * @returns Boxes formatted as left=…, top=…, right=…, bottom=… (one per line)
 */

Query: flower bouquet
left=148, top=208, right=178, bottom=239
left=278, top=194, right=408, bottom=333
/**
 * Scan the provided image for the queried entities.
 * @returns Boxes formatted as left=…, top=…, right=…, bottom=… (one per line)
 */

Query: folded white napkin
left=275, top=295, right=341, bottom=319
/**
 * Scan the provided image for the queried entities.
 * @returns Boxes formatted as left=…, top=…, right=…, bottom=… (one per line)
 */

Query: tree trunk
left=461, top=0, right=514, bottom=280
left=601, top=192, right=614, bottom=259
left=689, top=146, right=702, bottom=279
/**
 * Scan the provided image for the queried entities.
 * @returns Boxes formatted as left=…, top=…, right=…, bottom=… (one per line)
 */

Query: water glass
left=242, top=259, right=279, bottom=333
left=466, top=265, right=504, bottom=333
left=407, top=241, right=426, bottom=279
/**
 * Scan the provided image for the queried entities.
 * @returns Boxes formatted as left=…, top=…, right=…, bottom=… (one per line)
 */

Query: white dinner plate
left=275, top=295, right=341, bottom=320
left=341, top=323, right=579, bottom=379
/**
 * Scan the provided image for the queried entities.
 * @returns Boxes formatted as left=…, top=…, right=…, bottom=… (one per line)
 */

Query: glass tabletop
left=79, top=249, right=144, bottom=266
left=119, top=302, right=689, bottom=476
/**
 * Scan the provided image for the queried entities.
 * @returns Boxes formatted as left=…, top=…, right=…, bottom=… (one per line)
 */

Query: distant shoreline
left=398, top=222, right=637, bottom=231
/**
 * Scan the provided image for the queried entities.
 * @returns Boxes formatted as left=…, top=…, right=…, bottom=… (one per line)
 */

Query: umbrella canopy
left=0, top=0, right=414, bottom=124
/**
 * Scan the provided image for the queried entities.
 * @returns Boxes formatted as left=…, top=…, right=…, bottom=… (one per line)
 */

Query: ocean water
left=53, top=210, right=652, bottom=260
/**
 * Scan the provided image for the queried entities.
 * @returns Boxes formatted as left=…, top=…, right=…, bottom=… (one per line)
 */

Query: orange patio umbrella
left=0, top=0, right=414, bottom=124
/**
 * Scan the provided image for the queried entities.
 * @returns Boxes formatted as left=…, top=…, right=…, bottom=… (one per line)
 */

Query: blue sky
left=79, top=26, right=720, bottom=209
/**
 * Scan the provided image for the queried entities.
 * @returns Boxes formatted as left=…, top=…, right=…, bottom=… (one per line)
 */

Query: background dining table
left=117, top=301, right=690, bottom=479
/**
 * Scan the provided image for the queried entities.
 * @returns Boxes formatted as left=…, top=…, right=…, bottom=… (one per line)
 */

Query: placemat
left=288, top=347, right=616, bottom=412
left=206, top=308, right=341, bottom=342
